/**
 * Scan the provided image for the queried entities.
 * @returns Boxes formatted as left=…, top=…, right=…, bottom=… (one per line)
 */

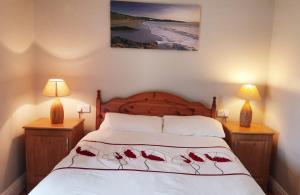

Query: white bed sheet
left=30, top=130, right=265, bottom=195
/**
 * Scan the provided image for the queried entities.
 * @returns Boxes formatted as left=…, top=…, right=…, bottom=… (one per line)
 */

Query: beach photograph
left=111, top=1, right=201, bottom=51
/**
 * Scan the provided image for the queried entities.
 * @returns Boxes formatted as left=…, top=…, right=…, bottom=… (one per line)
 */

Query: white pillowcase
left=163, top=115, right=225, bottom=138
left=99, top=112, right=163, bottom=133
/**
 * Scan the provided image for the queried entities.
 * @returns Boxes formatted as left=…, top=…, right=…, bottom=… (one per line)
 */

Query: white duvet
left=30, top=130, right=265, bottom=195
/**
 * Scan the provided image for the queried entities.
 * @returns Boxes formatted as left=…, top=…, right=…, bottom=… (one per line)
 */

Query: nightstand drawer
left=231, top=134, right=272, bottom=179
left=26, top=130, right=70, bottom=191
left=26, top=132, right=69, bottom=175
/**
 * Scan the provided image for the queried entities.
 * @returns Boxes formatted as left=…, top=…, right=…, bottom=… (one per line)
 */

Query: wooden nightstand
left=24, top=118, right=84, bottom=192
left=222, top=122, right=275, bottom=192
left=223, top=122, right=275, bottom=192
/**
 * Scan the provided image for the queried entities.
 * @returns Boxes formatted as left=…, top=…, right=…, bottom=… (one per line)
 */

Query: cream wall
left=34, top=0, right=274, bottom=130
left=265, top=0, right=300, bottom=194
left=0, top=0, right=35, bottom=193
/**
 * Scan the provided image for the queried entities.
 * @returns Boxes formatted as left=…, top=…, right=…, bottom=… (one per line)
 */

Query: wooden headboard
left=96, top=90, right=216, bottom=129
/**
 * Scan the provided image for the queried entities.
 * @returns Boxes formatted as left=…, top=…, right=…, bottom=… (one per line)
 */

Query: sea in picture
left=111, top=1, right=201, bottom=51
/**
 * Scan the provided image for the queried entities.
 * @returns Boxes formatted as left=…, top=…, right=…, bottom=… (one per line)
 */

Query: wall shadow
left=0, top=42, right=36, bottom=192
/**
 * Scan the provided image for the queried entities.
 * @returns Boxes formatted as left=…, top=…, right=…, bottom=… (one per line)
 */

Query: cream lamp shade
left=238, top=84, right=261, bottom=128
left=43, top=79, right=71, bottom=97
left=43, top=79, right=70, bottom=124
left=238, top=84, right=261, bottom=101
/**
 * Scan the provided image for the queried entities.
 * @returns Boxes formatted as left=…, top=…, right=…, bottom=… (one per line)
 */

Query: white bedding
left=30, top=130, right=265, bottom=195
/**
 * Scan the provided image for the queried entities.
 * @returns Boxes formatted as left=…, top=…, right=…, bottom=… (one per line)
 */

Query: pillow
left=99, top=112, right=163, bottom=133
left=162, top=115, right=225, bottom=138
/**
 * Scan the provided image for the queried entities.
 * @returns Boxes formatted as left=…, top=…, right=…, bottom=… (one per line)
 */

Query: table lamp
left=43, top=79, right=71, bottom=124
left=238, top=84, right=261, bottom=128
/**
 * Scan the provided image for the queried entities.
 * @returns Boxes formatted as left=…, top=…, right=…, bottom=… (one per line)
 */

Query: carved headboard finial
left=211, top=96, right=217, bottom=118
left=96, top=90, right=102, bottom=129
left=97, top=90, right=101, bottom=99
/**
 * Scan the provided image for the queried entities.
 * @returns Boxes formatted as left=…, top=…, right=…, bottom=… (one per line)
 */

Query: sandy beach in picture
left=111, top=1, right=201, bottom=51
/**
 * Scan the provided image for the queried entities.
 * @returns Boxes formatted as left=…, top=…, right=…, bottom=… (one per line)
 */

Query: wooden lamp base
left=50, top=98, right=64, bottom=124
left=240, top=100, right=252, bottom=128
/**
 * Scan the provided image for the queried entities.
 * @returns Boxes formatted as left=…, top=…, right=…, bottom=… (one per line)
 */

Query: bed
left=29, top=91, right=264, bottom=195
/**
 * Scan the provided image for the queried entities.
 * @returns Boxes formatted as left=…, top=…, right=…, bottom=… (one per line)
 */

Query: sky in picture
left=111, top=1, right=200, bottom=22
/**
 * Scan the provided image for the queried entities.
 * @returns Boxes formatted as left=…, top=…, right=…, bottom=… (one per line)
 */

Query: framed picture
left=111, top=1, right=201, bottom=51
